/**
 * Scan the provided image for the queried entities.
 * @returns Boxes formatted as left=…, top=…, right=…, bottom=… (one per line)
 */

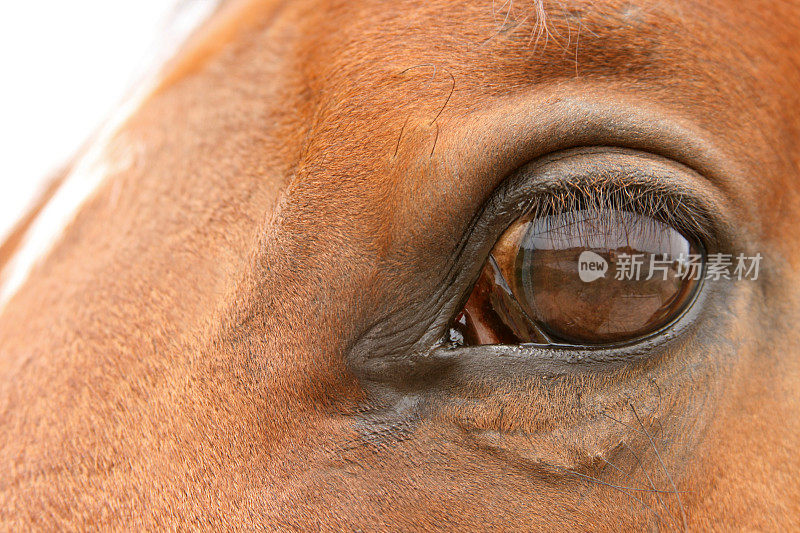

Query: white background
left=0, top=1, right=204, bottom=242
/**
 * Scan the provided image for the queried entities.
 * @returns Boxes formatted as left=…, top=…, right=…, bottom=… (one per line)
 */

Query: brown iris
left=450, top=209, right=703, bottom=346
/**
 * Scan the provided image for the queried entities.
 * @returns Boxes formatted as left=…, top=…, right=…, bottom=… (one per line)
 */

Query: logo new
left=578, top=251, right=608, bottom=282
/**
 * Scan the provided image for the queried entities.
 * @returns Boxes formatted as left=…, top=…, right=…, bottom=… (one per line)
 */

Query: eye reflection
left=450, top=209, right=704, bottom=346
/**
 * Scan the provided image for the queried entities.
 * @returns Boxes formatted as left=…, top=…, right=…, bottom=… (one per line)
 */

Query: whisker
left=602, top=411, right=683, bottom=529
left=565, top=470, right=665, bottom=527
left=596, top=454, right=655, bottom=493
left=631, top=404, right=689, bottom=530
left=566, top=470, right=685, bottom=494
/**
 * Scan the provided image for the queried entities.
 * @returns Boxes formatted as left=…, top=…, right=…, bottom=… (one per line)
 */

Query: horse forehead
left=163, top=0, right=796, bottom=92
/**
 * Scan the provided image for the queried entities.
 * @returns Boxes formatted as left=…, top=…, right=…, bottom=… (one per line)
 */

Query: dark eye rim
left=435, top=148, right=730, bottom=369
left=441, top=145, right=725, bottom=352
left=347, top=146, right=737, bottom=386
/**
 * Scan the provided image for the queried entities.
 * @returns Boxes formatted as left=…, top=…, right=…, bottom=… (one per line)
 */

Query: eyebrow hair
left=525, top=176, right=716, bottom=244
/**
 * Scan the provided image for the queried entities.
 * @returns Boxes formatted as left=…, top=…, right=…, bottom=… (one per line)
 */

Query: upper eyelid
left=446, top=91, right=750, bottom=210
left=498, top=147, right=737, bottom=252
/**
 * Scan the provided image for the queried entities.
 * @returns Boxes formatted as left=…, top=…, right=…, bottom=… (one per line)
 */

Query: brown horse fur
left=1, top=0, right=799, bottom=530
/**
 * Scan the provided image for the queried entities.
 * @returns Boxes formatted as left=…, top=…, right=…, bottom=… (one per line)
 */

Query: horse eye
left=449, top=209, right=704, bottom=346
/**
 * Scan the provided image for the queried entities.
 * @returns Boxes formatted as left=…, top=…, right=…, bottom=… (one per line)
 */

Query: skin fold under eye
left=449, top=206, right=704, bottom=346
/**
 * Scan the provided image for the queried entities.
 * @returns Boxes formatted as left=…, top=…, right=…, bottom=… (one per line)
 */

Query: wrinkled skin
left=1, top=0, right=799, bottom=530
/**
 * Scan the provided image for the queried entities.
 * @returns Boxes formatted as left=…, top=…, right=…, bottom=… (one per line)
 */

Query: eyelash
left=523, top=179, right=714, bottom=247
